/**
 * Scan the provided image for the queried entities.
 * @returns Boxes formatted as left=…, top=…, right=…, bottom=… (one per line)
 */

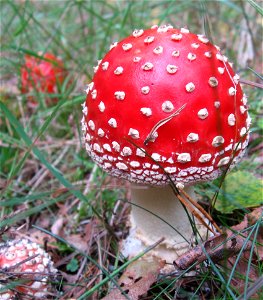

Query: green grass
left=0, top=0, right=262, bottom=299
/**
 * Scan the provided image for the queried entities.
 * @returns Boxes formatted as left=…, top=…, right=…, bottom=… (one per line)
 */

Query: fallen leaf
left=102, top=257, right=165, bottom=300
left=215, top=171, right=263, bottom=213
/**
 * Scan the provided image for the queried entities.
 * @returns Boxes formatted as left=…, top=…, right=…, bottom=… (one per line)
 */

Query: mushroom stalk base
left=121, top=184, right=209, bottom=265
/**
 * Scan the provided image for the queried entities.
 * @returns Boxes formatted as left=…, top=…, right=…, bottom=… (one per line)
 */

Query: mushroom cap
left=0, top=238, right=57, bottom=299
left=21, top=52, right=66, bottom=105
left=82, top=25, right=250, bottom=186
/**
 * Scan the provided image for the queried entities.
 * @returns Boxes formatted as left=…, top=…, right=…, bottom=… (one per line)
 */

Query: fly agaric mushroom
left=21, top=52, right=66, bottom=107
left=0, top=238, right=57, bottom=299
left=81, top=25, right=250, bottom=263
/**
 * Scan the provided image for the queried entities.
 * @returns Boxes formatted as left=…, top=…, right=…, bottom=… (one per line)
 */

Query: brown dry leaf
left=67, top=234, right=90, bottom=252
left=102, top=257, right=165, bottom=300
left=225, top=256, right=260, bottom=299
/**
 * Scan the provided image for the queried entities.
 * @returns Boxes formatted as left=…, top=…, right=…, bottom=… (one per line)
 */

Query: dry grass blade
left=179, top=188, right=222, bottom=234
left=175, top=191, right=218, bottom=235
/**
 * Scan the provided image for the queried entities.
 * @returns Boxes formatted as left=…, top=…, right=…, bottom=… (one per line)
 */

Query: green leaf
left=215, top=171, right=263, bottom=214
left=66, top=258, right=79, bottom=272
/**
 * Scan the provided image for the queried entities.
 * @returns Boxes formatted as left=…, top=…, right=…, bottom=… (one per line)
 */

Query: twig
left=239, top=78, right=263, bottom=89
left=174, top=231, right=252, bottom=270
left=144, top=103, right=186, bottom=145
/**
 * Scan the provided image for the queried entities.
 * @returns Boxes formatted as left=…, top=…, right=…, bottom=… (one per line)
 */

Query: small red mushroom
left=0, top=238, right=57, bottom=299
left=82, top=25, right=250, bottom=263
left=21, top=52, right=67, bottom=107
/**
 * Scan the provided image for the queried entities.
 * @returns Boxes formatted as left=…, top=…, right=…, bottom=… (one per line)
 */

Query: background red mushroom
left=0, top=238, right=57, bottom=299
left=21, top=52, right=67, bottom=107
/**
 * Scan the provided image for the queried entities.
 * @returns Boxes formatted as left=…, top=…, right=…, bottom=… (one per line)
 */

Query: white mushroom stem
left=121, top=184, right=209, bottom=264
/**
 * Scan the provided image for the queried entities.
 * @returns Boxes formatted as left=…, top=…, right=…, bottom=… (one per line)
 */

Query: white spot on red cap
left=103, top=144, right=112, bottom=152
left=228, top=114, right=236, bottom=126
left=240, top=106, right=247, bottom=114
left=130, top=161, right=140, bottom=168
left=187, top=53, right=196, bottom=61
left=198, top=154, right=212, bottom=163
left=91, top=90, right=97, bottom=99
left=140, top=107, right=152, bottom=116
left=242, top=94, right=248, bottom=105
left=122, top=43, right=132, bottom=51
left=167, top=157, right=174, bottom=164
left=110, top=42, right=118, bottom=50
left=171, top=33, right=182, bottom=41
left=187, top=133, right=199, bottom=142
left=153, top=46, right=163, bottom=54
left=228, top=87, right=236, bottom=96
left=114, top=91, right=125, bottom=100
left=128, top=128, right=140, bottom=139
left=204, top=51, right=212, bottom=58
left=133, top=56, right=141, bottom=62
left=185, top=82, right=195, bottom=92
left=141, top=62, right=154, bottom=71
left=214, top=101, right=220, bottom=108
left=108, top=118, right=117, bottom=128
left=151, top=24, right=158, bottom=29
left=98, top=128, right=104, bottom=137
left=151, top=153, right=161, bottom=161
left=136, top=148, right=145, bottom=157
left=112, top=141, right=120, bottom=152
left=240, top=127, right=247, bottom=137
left=164, top=167, right=177, bottom=174
left=144, top=36, right=155, bottom=44
left=114, top=66, right=123, bottom=75
left=166, top=64, right=178, bottom=74
left=197, top=35, right=209, bottom=44
left=98, top=101, right=105, bottom=112
left=102, top=62, right=109, bottom=70
left=162, top=100, right=174, bottom=112
left=198, top=108, right=208, bottom=119
left=191, top=43, right=200, bottom=49
left=88, top=120, right=95, bottom=130
left=212, top=136, right=224, bottom=147
left=208, top=77, right=218, bottom=87
left=141, top=86, right=150, bottom=94
left=85, top=133, right=91, bottom=142
left=218, top=67, right=225, bottom=74
left=233, top=74, right=240, bottom=84
left=177, top=153, right=191, bottom=163
left=180, top=27, right=189, bottom=33
left=104, top=162, right=112, bottom=169
left=82, top=105, right=88, bottom=116
left=157, top=24, right=173, bottom=33
left=172, top=50, right=180, bottom=57
left=121, top=147, right=132, bottom=156
left=116, top=162, right=128, bottom=170
left=93, top=143, right=102, bottom=153
left=133, top=29, right=144, bottom=37
left=217, top=157, right=230, bottom=167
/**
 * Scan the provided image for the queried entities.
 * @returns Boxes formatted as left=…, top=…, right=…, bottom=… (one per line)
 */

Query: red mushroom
left=82, top=25, right=250, bottom=263
left=21, top=52, right=66, bottom=107
left=0, top=238, right=57, bottom=299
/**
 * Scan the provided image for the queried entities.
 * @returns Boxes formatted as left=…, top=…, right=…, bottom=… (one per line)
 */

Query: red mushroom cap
left=82, top=25, right=250, bottom=186
left=0, top=239, right=57, bottom=299
left=21, top=52, right=66, bottom=106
